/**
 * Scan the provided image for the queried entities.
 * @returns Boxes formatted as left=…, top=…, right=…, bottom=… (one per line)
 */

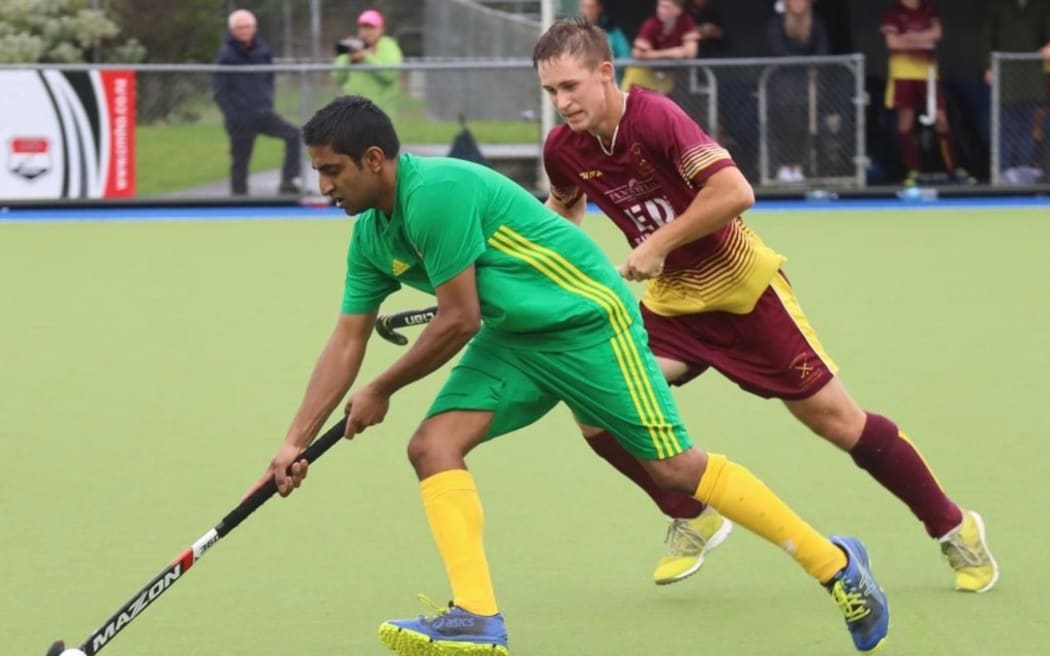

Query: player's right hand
left=259, top=442, right=310, bottom=498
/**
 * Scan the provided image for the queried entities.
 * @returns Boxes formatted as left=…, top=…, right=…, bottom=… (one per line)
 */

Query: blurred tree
left=107, top=0, right=231, bottom=123
left=0, top=0, right=145, bottom=63
left=109, top=0, right=221, bottom=63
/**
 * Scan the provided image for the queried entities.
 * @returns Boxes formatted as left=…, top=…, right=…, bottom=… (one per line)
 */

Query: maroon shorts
left=641, top=272, right=837, bottom=400
left=888, top=78, right=946, bottom=112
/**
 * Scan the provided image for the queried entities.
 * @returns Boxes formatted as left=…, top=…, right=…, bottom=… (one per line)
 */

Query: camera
left=335, top=36, right=365, bottom=55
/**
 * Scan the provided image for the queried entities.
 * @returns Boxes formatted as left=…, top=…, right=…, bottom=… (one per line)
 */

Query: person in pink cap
left=333, top=8, right=404, bottom=116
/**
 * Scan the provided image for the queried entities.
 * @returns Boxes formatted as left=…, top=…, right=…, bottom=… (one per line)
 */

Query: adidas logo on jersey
left=392, top=258, right=411, bottom=276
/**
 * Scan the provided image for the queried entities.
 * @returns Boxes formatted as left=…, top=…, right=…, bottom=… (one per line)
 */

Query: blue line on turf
left=750, top=197, right=1050, bottom=211
left=1, top=196, right=1048, bottom=223
left=0, top=205, right=346, bottom=222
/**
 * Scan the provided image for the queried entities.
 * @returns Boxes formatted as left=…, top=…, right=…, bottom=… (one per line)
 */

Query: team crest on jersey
left=629, top=142, right=655, bottom=178
left=392, top=258, right=411, bottom=276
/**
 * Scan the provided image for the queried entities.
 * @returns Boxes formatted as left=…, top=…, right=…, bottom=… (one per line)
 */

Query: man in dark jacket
left=213, top=9, right=301, bottom=195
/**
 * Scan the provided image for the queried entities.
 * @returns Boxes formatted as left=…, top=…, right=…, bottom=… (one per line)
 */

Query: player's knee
left=804, top=410, right=865, bottom=448
left=406, top=430, right=440, bottom=472
left=642, top=451, right=705, bottom=495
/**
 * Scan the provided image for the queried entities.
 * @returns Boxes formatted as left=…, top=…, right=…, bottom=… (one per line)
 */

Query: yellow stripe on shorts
left=488, top=226, right=680, bottom=458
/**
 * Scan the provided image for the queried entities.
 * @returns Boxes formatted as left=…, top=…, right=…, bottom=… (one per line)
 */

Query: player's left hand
left=344, top=384, right=390, bottom=436
left=619, top=241, right=666, bottom=281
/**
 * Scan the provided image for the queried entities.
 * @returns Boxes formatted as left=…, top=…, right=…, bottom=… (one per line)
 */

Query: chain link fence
left=1, top=56, right=869, bottom=202
left=991, top=52, right=1050, bottom=186
left=626, top=55, right=867, bottom=189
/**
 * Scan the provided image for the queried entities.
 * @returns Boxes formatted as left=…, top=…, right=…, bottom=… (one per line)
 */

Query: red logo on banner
left=7, top=136, right=52, bottom=180
left=100, top=70, right=136, bottom=197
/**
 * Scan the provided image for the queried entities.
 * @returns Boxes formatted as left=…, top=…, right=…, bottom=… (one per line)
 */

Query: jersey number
left=625, top=197, right=676, bottom=236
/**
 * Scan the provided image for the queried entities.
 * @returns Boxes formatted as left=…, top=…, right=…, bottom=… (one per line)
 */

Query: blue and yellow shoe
left=826, top=536, right=890, bottom=653
left=379, top=594, right=509, bottom=656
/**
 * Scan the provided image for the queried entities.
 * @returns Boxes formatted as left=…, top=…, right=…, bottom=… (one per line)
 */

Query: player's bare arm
left=882, top=22, right=941, bottom=50
left=349, top=265, right=482, bottom=434
left=631, top=37, right=654, bottom=59
left=546, top=187, right=587, bottom=225
left=653, top=32, right=699, bottom=59
left=268, top=311, right=375, bottom=495
left=620, top=167, right=754, bottom=281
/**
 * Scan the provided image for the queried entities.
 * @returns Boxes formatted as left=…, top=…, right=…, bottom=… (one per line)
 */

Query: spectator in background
left=689, top=0, right=729, bottom=58
left=979, top=0, right=1050, bottom=184
left=880, top=0, right=971, bottom=185
left=621, top=0, right=699, bottom=95
left=766, top=0, right=828, bottom=182
left=213, top=9, right=301, bottom=196
left=333, top=9, right=403, bottom=118
left=579, top=0, right=631, bottom=84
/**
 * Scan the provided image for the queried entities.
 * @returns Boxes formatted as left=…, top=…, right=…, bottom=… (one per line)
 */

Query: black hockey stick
left=44, top=417, right=349, bottom=656
left=374, top=306, right=438, bottom=346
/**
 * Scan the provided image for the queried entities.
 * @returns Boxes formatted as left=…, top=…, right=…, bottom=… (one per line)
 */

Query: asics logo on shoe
left=430, top=617, right=476, bottom=631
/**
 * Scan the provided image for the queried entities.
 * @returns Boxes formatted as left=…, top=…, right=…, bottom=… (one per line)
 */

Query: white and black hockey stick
left=44, top=418, right=348, bottom=656
left=374, top=306, right=438, bottom=346
left=919, top=65, right=937, bottom=127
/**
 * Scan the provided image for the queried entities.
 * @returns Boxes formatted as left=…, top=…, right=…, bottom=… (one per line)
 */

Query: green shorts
left=426, top=325, right=692, bottom=460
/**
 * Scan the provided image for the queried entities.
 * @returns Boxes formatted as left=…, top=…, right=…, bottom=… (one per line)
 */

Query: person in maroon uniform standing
left=533, top=17, right=998, bottom=593
left=880, top=0, right=971, bottom=185
left=620, top=0, right=699, bottom=95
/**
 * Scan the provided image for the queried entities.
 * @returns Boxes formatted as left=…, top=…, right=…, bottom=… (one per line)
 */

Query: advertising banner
left=0, top=70, right=136, bottom=200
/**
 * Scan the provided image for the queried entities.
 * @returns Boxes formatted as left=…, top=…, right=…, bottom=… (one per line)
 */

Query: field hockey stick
left=374, top=306, right=438, bottom=346
left=44, top=417, right=349, bottom=656
left=919, top=64, right=937, bottom=126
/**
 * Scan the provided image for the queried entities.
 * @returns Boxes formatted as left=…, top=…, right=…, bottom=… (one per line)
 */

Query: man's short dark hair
left=532, top=17, right=613, bottom=70
left=302, top=95, right=400, bottom=162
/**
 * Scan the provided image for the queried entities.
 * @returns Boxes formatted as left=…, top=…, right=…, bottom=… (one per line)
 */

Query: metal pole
left=310, top=0, right=322, bottom=63
left=92, top=0, right=101, bottom=62
left=808, top=67, right=818, bottom=177
left=283, top=0, right=293, bottom=60
left=990, top=52, right=1001, bottom=186
left=757, top=66, right=774, bottom=186
left=538, top=0, right=556, bottom=194
left=854, top=54, right=867, bottom=189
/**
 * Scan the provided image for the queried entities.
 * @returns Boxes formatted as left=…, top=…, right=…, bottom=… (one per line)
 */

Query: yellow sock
left=695, top=454, right=847, bottom=583
left=420, top=469, right=498, bottom=615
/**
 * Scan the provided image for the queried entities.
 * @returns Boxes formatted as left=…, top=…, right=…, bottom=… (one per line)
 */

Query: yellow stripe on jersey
left=680, top=145, right=732, bottom=181
left=643, top=220, right=785, bottom=316
left=487, top=226, right=678, bottom=457
left=490, top=226, right=633, bottom=333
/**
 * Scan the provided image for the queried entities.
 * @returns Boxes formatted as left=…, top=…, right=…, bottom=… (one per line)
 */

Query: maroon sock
left=898, top=130, right=922, bottom=171
left=849, top=413, right=963, bottom=538
left=586, top=431, right=705, bottom=519
left=936, top=130, right=958, bottom=172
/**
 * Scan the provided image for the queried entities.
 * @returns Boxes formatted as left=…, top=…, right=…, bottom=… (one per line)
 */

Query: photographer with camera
left=332, top=9, right=404, bottom=118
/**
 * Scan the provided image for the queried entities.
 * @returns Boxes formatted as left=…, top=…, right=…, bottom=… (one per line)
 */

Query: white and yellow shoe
left=939, top=509, right=999, bottom=593
left=652, top=508, right=733, bottom=585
